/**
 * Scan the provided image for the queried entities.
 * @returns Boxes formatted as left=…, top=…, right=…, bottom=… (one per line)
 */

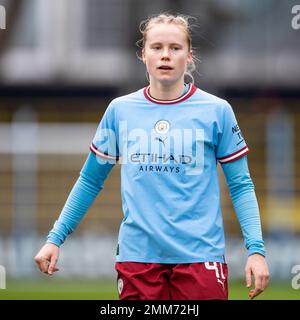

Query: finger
left=50, top=267, right=59, bottom=273
left=249, top=275, right=263, bottom=299
left=245, top=268, right=252, bottom=288
left=46, top=266, right=59, bottom=273
left=255, top=273, right=263, bottom=292
left=48, top=256, right=58, bottom=275
left=36, top=258, right=50, bottom=273
left=42, top=261, right=50, bottom=273
left=249, top=287, right=263, bottom=299
left=261, top=273, right=270, bottom=291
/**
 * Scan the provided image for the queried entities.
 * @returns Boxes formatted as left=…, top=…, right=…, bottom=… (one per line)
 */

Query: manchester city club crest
left=154, top=120, right=170, bottom=134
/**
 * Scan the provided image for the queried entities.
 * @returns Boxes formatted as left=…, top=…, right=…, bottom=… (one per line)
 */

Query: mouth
left=157, top=66, right=173, bottom=70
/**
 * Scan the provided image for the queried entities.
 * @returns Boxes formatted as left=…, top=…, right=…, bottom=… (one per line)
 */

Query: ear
left=142, top=48, right=146, bottom=64
left=187, top=50, right=193, bottom=64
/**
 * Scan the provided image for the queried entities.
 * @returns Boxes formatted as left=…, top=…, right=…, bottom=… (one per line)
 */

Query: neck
left=148, top=80, right=186, bottom=101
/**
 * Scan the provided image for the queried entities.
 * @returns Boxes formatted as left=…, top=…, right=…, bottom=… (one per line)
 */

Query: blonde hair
left=136, top=13, right=197, bottom=83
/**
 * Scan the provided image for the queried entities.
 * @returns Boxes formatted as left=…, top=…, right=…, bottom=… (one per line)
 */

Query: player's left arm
left=221, top=155, right=270, bottom=299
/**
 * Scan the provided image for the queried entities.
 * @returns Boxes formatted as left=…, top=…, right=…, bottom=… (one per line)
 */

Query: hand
left=245, top=253, right=270, bottom=299
left=34, top=243, right=60, bottom=275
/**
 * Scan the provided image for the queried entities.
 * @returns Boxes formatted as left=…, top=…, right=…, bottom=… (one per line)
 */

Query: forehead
left=146, top=23, right=187, bottom=45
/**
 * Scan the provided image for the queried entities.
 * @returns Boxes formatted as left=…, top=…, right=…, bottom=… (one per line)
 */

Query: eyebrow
left=149, top=42, right=183, bottom=47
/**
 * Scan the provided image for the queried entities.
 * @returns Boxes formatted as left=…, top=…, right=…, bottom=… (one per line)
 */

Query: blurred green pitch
left=0, top=279, right=299, bottom=300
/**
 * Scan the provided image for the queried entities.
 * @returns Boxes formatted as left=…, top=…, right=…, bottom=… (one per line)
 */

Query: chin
left=155, top=76, right=178, bottom=85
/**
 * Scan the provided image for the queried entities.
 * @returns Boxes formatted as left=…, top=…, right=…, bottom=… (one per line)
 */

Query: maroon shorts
left=115, top=261, right=228, bottom=300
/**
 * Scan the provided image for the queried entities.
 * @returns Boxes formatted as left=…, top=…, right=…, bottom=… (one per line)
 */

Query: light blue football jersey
left=90, top=83, right=249, bottom=263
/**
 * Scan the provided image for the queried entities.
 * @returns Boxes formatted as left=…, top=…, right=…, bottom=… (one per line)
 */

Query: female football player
left=35, top=13, right=269, bottom=300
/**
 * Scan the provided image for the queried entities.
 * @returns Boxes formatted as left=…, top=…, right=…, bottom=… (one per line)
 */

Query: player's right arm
left=34, top=152, right=115, bottom=275
left=34, top=101, right=119, bottom=275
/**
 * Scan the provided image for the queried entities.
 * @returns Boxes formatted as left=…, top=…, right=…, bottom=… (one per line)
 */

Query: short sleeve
left=89, top=102, right=119, bottom=164
left=216, top=101, right=249, bottom=164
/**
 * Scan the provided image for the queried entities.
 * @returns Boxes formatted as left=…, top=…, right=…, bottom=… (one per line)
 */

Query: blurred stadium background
left=0, top=0, right=300, bottom=299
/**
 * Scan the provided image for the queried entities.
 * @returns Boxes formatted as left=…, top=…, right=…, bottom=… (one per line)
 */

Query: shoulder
left=107, top=88, right=144, bottom=110
left=194, top=87, right=231, bottom=111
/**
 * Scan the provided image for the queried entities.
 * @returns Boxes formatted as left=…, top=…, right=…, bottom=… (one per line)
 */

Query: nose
left=161, top=48, right=170, bottom=60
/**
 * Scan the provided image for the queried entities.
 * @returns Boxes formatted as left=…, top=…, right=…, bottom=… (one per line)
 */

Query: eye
left=152, top=46, right=161, bottom=50
left=172, top=47, right=181, bottom=51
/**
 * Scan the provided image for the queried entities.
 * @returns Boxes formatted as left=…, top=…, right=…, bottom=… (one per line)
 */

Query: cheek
left=176, top=55, right=188, bottom=68
left=144, top=54, right=156, bottom=69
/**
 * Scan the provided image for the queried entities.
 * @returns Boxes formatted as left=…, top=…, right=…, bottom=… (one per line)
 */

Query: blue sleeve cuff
left=46, top=238, right=62, bottom=247
left=248, top=246, right=266, bottom=257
